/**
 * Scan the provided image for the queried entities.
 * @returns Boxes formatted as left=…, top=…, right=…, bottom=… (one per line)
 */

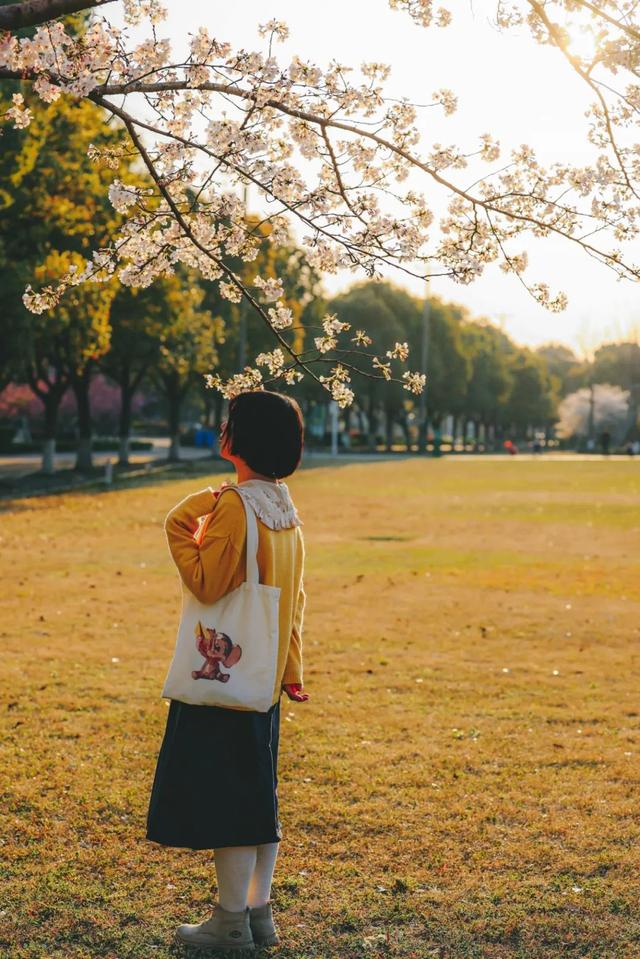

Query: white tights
left=213, top=842, right=279, bottom=912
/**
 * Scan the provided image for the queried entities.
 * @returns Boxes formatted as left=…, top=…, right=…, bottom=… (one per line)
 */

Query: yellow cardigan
left=164, top=485, right=305, bottom=709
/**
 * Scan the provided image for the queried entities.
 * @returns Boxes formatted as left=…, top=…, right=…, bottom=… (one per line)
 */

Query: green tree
left=329, top=282, right=417, bottom=450
left=0, top=85, right=126, bottom=471
left=32, top=250, right=114, bottom=471
left=151, top=274, right=221, bottom=462
left=536, top=343, right=587, bottom=399
left=420, top=299, right=470, bottom=437
left=592, top=342, right=640, bottom=440
left=101, top=285, right=163, bottom=466
left=505, top=349, right=555, bottom=439
left=460, top=321, right=513, bottom=447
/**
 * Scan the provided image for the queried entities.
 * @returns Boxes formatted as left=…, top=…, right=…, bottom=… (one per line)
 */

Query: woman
left=146, top=390, right=309, bottom=952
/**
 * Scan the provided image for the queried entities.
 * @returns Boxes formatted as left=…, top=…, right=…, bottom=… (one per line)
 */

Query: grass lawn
left=1, top=457, right=639, bottom=959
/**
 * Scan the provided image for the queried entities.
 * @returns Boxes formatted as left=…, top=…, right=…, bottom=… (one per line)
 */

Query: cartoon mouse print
left=192, top=622, right=242, bottom=682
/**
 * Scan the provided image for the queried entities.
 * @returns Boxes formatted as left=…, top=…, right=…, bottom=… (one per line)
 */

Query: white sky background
left=106, top=0, right=640, bottom=355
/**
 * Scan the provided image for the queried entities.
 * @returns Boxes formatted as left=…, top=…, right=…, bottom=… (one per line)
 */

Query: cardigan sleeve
left=164, top=487, right=245, bottom=605
left=282, top=530, right=306, bottom=686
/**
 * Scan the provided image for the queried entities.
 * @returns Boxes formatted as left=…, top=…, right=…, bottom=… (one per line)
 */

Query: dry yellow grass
left=1, top=457, right=639, bottom=958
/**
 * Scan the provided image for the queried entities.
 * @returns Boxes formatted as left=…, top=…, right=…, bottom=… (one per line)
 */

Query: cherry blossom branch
left=526, top=0, right=640, bottom=204
left=570, top=0, right=640, bottom=43
left=93, top=75, right=638, bottom=282
left=96, top=97, right=316, bottom=374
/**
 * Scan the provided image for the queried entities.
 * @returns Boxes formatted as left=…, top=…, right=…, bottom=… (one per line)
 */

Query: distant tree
left=536, top=343, right=587, bottom=398
left=329, top=282, right=418, bottom=450
left=592, top=342, right=640, bottom=440
left=505, top=349, right=555, bottom=439
left=13, top=250, right=113, bottom=473
left=101, top=285, right=162, bottom=465
left=151, top=274, right=221, bottom=462
left=557, top=385, right=630, bottom=445
left=460, top=321, right=513, bottom=445
left=0, top=88, right=125, bottom=471
left=420, top=299, right=470, bottom=436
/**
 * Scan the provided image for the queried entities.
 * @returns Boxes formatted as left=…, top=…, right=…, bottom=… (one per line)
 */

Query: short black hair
left=222, top=390, right=304, bottom=478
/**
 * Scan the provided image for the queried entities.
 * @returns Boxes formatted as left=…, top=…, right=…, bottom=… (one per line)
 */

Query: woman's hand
left=282, top=683, right=309, bottom=702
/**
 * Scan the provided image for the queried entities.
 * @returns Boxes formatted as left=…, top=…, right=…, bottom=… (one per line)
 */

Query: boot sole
left=253, top=934, right=280, bottom=947
left=174, top=930, right=256, bottom=953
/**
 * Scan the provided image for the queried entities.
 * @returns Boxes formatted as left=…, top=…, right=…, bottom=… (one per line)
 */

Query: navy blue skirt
left=146, top=696, right=282, bottom=850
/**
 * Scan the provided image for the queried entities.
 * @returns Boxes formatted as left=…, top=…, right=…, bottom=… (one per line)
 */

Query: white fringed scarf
left=234, top=478, right=302, bottom=530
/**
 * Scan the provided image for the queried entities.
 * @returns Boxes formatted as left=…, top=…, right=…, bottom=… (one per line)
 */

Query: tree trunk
left=28, top=371, right=67, bottom=476
left=166, top=375, right=183, bottom=463
left=433, top=416, right=443, bottom=457
left=399, top=410, right=412, bottom=452
left=384, top=407, right=394, bottom=452
left=367, top=392, right=377, bottom=452
left=71, top=366, right=93, bottom=471
left=118, top=382, right=133, bottom=466
left=625, top=384, right=639, bottom=442
left=211, top=390, right=224, bottom=457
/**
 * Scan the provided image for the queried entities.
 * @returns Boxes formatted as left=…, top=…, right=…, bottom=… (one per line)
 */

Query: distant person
left=504, top=439, right=518, bottom=455
left=600, top=431, right=611, bottom=456
left=147, top=390, right=309, bottom=952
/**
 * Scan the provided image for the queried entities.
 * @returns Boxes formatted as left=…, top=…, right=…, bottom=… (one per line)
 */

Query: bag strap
left=221, top=486, right=260, bottom=585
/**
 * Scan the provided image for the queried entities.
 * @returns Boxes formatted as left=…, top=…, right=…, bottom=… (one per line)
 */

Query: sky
left=106, top=0, right=640, bottom=355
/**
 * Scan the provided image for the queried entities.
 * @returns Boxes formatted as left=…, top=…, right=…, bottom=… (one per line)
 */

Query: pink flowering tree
left=1, top=0, right=639, bottom=408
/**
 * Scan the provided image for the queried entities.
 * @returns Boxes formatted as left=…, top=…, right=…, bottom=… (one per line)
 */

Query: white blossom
left=267, top=302, right=294, bottom=330
left=433, top=88, right=457, bottom=115
left=258, top=20, right=290, bottom=42
left=108, top=180, right=142, bottom=213
left=254, top=275, right=285, bottom=302
left=204, top=367, right=263, bottom=397
left=314, top=335, right=337, bottom=354
left=219, top=281, right=243, bottom=303
left=373, top=356, right=393, bottom=380
left=255, top=348, right=286, bottom=375
left=322, top=313, right=350, bottom=336
left=402, top=371, right=427, bottom=394
left=386, top=341, right=410, bottom=361
left=5, top=93, right=32, bottom=129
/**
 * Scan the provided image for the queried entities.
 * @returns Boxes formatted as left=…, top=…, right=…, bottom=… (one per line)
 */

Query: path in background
left=0, top=436, right=212, bottom=481
left=1, top=443, right=637, bottom=485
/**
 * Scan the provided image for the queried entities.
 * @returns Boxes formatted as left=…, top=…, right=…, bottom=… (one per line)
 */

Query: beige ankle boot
left=175, top=902, right=255, bottom=951
left=249, top=901, right=280, bottom=947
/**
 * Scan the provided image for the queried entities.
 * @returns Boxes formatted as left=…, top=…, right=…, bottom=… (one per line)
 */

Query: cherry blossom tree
left=557, top=382, right=630, bottom=442
left=2, top=0, right=640, bottom=406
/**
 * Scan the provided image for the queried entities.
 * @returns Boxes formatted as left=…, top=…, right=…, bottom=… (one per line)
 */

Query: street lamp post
left=417, top=273, right=431, bottom=454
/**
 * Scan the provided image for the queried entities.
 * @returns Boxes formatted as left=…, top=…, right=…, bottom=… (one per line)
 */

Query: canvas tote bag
left=161, top=487, right=280, bottom=712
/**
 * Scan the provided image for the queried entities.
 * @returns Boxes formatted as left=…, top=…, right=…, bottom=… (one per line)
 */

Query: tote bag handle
left=219, top=487, right=260, bottom=585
